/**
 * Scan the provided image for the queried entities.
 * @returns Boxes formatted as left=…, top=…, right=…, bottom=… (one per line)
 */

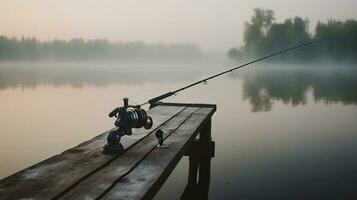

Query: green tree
left=243, top=8, right=275, bottom=56
left=228, top=8, right=357, bottom=63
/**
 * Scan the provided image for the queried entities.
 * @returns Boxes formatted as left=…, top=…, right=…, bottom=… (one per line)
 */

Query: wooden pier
left=0, top=102, right=216, bottom=200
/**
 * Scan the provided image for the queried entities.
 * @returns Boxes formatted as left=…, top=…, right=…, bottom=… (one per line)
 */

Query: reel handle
left=109, top=107, right=119, bottom=118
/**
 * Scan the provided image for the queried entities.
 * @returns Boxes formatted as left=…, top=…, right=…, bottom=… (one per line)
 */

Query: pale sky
left=1, top=0, right=356, bottom=51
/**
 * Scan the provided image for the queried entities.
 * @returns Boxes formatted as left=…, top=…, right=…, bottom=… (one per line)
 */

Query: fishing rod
left=141, top=34, right=339, bottom=106
left=103, top=34, right=339, bottom=152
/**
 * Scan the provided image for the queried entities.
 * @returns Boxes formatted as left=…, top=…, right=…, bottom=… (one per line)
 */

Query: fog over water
left=0, top=61, right=357, bottom=199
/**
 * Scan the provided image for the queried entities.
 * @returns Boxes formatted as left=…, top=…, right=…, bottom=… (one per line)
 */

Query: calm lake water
left=0, top=61, right=357, bottom=199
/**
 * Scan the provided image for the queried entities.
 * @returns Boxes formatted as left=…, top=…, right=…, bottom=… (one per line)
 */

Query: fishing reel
left=104, top=98, right=153, bottom=152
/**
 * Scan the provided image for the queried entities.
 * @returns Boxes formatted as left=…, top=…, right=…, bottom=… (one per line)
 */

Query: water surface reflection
left=231, top=66, right=357, bottom=111
left=1, top=62, right=357, bottom=199
left=2, top=63, right=357, bottom=113
left=0, top=62, right=213, bottom=90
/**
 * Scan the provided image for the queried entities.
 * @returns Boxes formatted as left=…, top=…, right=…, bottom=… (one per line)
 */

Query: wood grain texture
left=58, top=107, right=200, bottom=200
left=0, top=105, right=186, bottom=200
left=101, top=107, right=215, bottom=200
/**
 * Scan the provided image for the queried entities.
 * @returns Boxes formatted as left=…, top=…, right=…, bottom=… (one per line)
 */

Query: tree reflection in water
left=1, top=63, right=357, bottom=113
left=238, top=66, right=357, bottom=112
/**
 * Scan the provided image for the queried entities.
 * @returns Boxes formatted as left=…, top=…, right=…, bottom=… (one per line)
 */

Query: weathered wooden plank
left=0, top=105, right=186, bottom=200
left=58, top=107, right=200, bottom=200
left=101, top=107, right=215, bottom=200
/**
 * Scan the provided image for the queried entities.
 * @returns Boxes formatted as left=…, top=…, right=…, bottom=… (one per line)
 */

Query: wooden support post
left=181, top=118, right=213, bottom=200
left=187, top=155, right=199, bottom=185
left=198, top=118, right=212, bottom=200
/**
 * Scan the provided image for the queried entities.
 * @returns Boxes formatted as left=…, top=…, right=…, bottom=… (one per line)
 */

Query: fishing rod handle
left=148, top=92, right=175, bottom=104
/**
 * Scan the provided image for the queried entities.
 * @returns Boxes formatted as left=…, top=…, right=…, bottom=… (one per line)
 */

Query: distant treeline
left=0, top=37, right=201, bottom=62
left=228, top=9, right=357, bottom=62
